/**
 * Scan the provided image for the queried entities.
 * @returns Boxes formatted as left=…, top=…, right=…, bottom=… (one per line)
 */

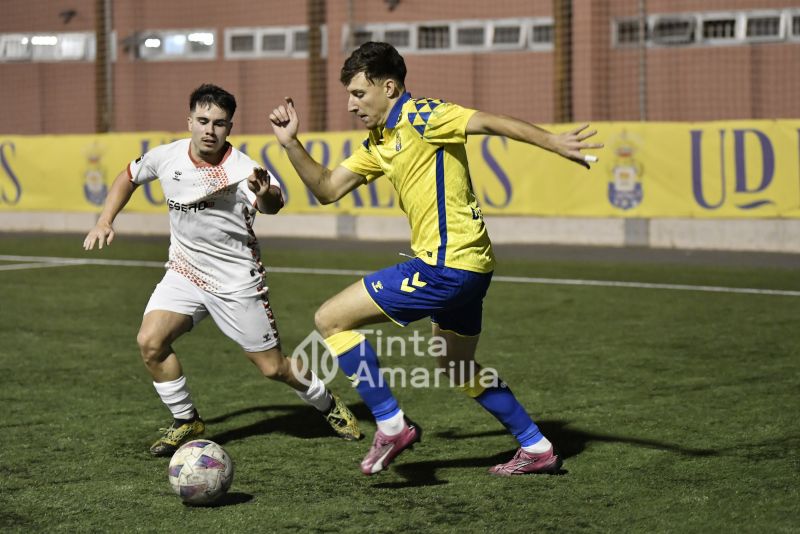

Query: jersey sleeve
left=340, top=140, right=384, bottom=183
left=127, top=147, right=162, bottom=185
left=420, top=101, right=477, bottom=145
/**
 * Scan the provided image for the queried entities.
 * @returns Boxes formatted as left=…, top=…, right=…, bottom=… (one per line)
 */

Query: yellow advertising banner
left=1, top=120, right=798, bottom=218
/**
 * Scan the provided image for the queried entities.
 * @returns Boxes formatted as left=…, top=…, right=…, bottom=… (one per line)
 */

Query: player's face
left=346, top=72, right=392, bottom=130
left=188, top=104, right=232, bottom=161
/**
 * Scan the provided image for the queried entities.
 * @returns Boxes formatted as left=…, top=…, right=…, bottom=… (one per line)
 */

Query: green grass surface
left=1, top=235, right=798, bottom=532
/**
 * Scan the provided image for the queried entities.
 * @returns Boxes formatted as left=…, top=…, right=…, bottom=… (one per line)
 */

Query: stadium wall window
left=699, top=13, right=740, bottom=44
left=789, top=11, right=800, bottom=40
left=345, top=18, right=552, bottom=55
left=292, top=29, right=309, bottom=54
left=224, top=26, right=326, bottom=60
left=529, top=21, right=554, bottom=50
left=456, top=25, right=486, bottom=49
left=225, top=28, right=259, bottom=58
left=262, top=31, right=288, bottom=55
left=613, top=18, right=647, bottom=47
left=612, top=8, right=800, bottom=48
left=745, top=11, right=784, bottom=43
left=490, top=20, right=525, bottom=50
left=650, top=15, right=697, bottom=46
left=417, top=24, right=451, bottom=50
left=0, top=31, right=97, bottom=62
left=351, top=30, right=374, bottom=47
left=1, top=34, right=32, bottom=61
left=136, top=29, right=216, bottom=61
left=384, top=27, right=411, bottom=49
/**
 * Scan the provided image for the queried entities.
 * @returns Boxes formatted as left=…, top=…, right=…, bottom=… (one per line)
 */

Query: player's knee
left=259, top=358, right=288, bottom=381
left=314, top=306, right=336, bottom=337
left=249, top=350, right=290, bottom=381
left=136, top=329, right=168, bottom=365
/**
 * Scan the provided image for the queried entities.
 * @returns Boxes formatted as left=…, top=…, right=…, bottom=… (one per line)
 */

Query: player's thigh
left=139, top=270, right=207, bottom=348
left=432, top=323, right=480, bottom=364
left=356, top=258, right=461, bottom=332
left=430, top=269, right=492, bottom=337
left=315, top=279, right=390, bottom=335
left=204, top=289, right=281, bottom=353
left=138, top=310, right=194, bottom=350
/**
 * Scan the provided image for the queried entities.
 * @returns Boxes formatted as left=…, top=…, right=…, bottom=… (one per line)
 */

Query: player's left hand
left=248, top=167, right=271, bottom=196
left=553, top=124, right=604, bottom=169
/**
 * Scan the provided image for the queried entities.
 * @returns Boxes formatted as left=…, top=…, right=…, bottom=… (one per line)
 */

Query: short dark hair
left=189, top=83, right=237, bottom=118
left=340, top=42, right=406, bottom=87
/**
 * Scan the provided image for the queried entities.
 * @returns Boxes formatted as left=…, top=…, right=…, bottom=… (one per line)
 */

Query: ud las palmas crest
left=83, top=141, right=108, bottom=206
left=608, top=132, right=644, bottom=211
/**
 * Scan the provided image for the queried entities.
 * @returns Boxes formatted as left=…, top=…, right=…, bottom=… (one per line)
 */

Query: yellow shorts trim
left=456, top=365, right=494, bottom=398
left=431, top=322, right=481, bottom=338
left=324, top=331, right=366, bottom=357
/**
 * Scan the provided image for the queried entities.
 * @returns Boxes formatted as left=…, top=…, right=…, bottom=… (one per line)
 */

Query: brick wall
left=2, top=0, right=798, bottom=134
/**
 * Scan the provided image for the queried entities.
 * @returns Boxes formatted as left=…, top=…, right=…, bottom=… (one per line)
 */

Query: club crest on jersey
left=205, top=179, right=222, bottom=196
left=607, top=132, right=644, bottom=211
left=395, top=131, right=402, bottom=152
left=172, top=170, right=182, bottom=181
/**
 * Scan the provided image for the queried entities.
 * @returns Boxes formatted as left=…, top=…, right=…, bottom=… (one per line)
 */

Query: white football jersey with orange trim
left=128, top=139, right=278, bottom=296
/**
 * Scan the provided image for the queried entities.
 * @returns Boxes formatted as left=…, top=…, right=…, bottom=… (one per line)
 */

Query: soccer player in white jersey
left=84, top=84, right=361, bottom=456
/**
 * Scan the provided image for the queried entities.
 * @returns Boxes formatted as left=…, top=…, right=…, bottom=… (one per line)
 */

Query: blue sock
left=459, top=369, right=542, bottom=447
left=474, top=386, right=543, bottom=447
left=326, top=331, right=399, bottom=421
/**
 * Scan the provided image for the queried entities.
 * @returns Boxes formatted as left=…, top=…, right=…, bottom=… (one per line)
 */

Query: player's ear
left=385, top=79, right=399, bottom=98
left=187, top=115, right=192, bottom=132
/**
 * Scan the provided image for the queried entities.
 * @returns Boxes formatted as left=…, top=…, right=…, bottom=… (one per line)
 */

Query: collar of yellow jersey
left=385, top=92, right=412, bottom=130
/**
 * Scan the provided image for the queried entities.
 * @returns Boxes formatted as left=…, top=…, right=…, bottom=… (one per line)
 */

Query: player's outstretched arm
left=269, top=97, right=366, bottom=204
left=83, top=169, right=137, bottom=250
left=466, top=111, right=603, bottom=169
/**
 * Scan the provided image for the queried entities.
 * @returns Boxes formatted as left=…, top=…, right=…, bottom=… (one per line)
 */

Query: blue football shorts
left=362, top=257, right=493, bottom=336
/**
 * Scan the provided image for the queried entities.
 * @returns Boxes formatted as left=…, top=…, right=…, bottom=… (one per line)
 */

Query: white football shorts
left=144, top=269, right=280, bottom=352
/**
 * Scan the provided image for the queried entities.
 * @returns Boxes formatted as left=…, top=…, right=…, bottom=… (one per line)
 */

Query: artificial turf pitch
left=1, top=235, right=798, bottom=532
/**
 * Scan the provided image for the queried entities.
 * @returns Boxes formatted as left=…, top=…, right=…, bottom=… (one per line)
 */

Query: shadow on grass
left=437, top=420, right=719, bottom=460
left=374, top=449, right=518, bottom=489
left=203, top=403, right=373, bottom=444
left=184, top=492, right=254, bottom=508
left=374, top=420, right=719, bottom=489
left=200, top=407, right=719, bottom=490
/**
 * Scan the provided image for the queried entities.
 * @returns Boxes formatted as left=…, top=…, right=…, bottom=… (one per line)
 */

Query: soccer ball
left=168, top=440, right=234, bottom=505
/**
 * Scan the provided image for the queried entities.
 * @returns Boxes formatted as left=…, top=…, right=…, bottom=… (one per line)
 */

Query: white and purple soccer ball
left=168, top=440, right=234, bottom=505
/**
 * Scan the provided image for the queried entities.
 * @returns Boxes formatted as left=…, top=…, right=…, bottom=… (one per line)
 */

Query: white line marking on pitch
left=1, top=254, right=798, bottom=297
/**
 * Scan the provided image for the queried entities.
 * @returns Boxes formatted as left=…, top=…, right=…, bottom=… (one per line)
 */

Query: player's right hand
left=83, top=222, right=115, bottom=251
left=269, top=97, right=300, bottom=147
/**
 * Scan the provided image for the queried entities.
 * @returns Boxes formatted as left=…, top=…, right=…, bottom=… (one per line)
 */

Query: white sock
left=294, top=372, right=333, bottom=412
left=153, top=376, right=196, bottom=420
left=376, top=410, right=405, bottom=436
left=522, top=436, right=552, bottom=454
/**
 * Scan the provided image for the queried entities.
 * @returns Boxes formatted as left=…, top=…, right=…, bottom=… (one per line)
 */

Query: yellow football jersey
left=341, top=92, right=495, bottom=273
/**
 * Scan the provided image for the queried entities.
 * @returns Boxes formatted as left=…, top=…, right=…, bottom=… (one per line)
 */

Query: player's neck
left=190, top=143, right=227, bottom=166
left=378, top=95, right=402, bottom=129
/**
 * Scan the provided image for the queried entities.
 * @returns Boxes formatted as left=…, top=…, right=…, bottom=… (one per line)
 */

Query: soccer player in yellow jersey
left=269, top=42, right=602, bottom=475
